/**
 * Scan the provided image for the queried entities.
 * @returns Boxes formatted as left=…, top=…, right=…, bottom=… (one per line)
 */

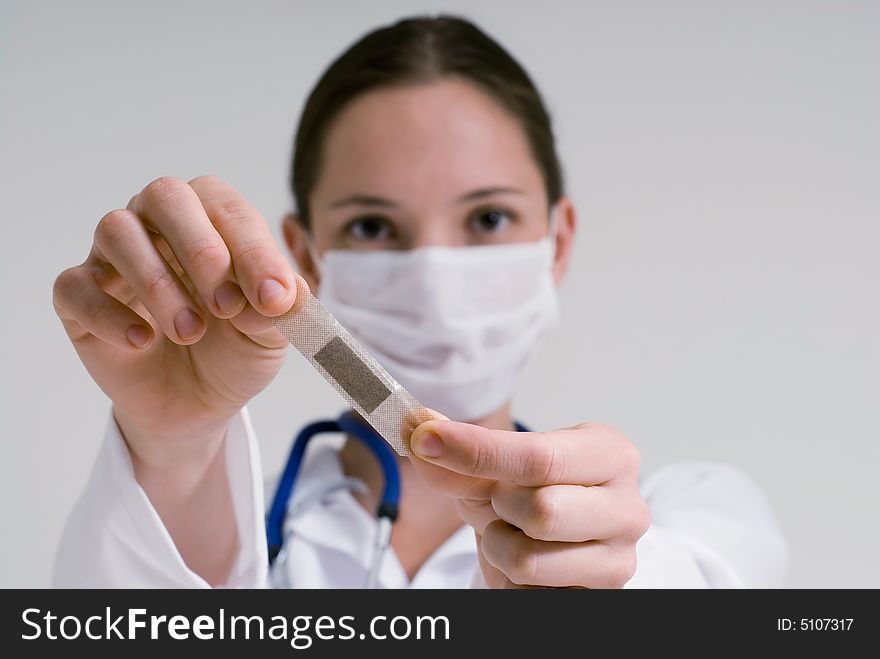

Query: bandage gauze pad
left=271, top=280, right=433, bottom=455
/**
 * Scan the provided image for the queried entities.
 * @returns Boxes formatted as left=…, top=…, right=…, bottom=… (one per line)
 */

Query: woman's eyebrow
left=456, top=186, right=525, bottom=203
left=328, top=186, right=525, bottom=210
left=329, top=194, right=398, bottom=209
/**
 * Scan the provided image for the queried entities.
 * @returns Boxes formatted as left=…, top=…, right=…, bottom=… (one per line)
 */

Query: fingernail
left=126, top=324, right=153, bottom=349
left=174, top=308, right=203, bottom=340
left=214, top=281, right=246, bottom=315
left=258, top=279, right=288, bottom=307
left=412, top=430, right=444, bottom=458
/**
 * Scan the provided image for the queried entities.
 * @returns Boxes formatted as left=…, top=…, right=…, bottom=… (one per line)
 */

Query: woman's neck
left=339, top=403, right=514, bottom=580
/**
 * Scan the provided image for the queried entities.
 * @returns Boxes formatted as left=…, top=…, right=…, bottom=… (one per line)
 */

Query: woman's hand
left=409, top=421, right=650, bottom=588
left=53, top=175, right=299, bottom=459
left=52, top=175, right=301, bottom=584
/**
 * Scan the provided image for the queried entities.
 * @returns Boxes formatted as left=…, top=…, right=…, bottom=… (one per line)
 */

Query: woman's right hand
left=52, top=175, right=300, bottom=465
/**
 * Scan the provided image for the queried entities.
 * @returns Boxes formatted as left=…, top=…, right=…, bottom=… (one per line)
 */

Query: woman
left=51, top=15, right=786, bottom=588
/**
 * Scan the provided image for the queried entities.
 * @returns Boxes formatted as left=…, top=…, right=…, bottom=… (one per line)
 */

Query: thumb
left=408, top=413, right=495, bottom=499
left=229, top=275, right=308, bottom=349
left=228, top=302, right=293, bottom=349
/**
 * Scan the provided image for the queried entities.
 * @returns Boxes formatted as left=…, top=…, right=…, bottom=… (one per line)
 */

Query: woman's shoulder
left=639, top=462, right=767, bottom=500
left=637, top=461, right=788, bottom=586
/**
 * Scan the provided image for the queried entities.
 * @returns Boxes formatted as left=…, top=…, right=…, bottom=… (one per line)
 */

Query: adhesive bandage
left=270, top=279, right=434, bottom=455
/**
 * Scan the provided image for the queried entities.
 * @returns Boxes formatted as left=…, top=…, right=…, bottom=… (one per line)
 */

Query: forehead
left=311, top=78, right=545, bottom=206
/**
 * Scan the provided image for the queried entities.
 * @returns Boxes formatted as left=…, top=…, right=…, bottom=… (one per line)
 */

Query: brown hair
left=291, top=15, right=564, bottom=228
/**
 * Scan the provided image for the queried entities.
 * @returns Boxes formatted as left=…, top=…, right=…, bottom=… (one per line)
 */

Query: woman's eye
left=470, top=208, right=513, bottom=234
left=345, top=216, right=392, bottom=241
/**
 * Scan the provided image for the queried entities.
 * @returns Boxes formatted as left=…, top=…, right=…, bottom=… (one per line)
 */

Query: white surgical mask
left=311, top=217, right=559, bottom=421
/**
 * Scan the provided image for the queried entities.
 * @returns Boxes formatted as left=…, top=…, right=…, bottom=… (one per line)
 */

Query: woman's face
left=284, top=77, right=575, bottom=289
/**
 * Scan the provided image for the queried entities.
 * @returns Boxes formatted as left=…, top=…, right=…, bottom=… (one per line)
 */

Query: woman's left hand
left=408, top=421, right=650, bottom=588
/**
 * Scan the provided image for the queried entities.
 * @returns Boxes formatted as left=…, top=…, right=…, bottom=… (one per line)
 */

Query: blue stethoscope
left=266, top=410, right=529, bottom=588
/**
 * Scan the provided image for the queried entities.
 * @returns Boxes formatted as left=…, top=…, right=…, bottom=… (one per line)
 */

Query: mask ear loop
left=547, top=203, right=560, bottom=261
left=304, top=232, right=325, bottom=276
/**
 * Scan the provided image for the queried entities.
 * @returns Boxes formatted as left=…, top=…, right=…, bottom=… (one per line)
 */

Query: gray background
left=1, top=0, right=877, bottom=587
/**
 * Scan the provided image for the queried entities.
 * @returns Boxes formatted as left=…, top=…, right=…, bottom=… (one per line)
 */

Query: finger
left=130, top=176, right=246, bottom=319
left=53, top=265, right=155, bottom=350
left=474, top=531, right=507, bottom=589
left=491, top=482, right=651, bottom=542
left=455, top=498, right=499, bottom=535
left=82, top=248, right=135, bottom=303
left=407, top=455, right=495, bottom=499
left=475, top=534, right=557, bottom=590
left=410, top=420, right=638, bottom=486
left=481, top=520, right=636, bottom=588
left=93, top=208, right=206, bottom=344
left=188, top=175, right=297, bottom=317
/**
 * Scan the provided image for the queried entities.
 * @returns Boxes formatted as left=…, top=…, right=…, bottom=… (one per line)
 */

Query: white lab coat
left=52, top=407, right=787, bottom=588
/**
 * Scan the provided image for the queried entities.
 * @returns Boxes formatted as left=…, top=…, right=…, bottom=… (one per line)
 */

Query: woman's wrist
left=113, top=405, right=234, bottom=493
